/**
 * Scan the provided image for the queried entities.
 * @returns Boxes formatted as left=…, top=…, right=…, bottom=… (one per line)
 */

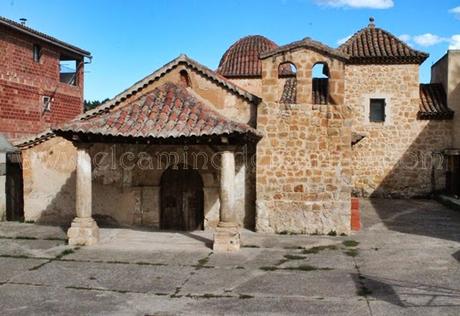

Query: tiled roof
left=261, top=37, right=349, bottom=61
left=278, top=77, right=329, bottom=104
left=338, top=19, right=428, bottom=64
left=84, top=54, right=261, bottom=120
left=418, top=84, right=454, bottom=120
left=312, top=78, right=329, bottom=105
left=279, top=78, right=297, bottom=104
left=15, top=55, right=262, bottom=149
left=54, top=82, right=261, bottom=140
left=13, top=130, right=55, bottom=149
left=217, top=35, right=279, bottom=78
left=0, top=16, right=90, bottom=57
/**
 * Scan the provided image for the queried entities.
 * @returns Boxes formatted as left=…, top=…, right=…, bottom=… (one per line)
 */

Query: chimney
left=19, top=18, right=27, bottom=26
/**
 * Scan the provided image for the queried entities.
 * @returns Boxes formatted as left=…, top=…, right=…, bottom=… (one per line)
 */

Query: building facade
left=0, top=16, right=90, bottom=140
left=11, top=18, right=458, bottom=247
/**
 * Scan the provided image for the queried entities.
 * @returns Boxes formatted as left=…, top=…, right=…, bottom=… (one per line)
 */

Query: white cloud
left=449, top=6, right=460, bottom=19
left=397, top=32, right=460, bottom=50
left=449, top=35, right=460, bottom=49
left=412, top=33, right=447, bottom=47
left=315, top=0, right=394, bottom=9
left=337, top=35, right=352, bottom=45
left=398, top=34, right=411, bottom=43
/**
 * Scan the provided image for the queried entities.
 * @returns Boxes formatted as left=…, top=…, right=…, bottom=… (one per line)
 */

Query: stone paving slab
left=208, top=248, right=288, bottom=268
left=178, top=266, right=261, bottom=296
left=368, top=300, right=460, bottom=316
left=234, top=269, right=359, bottom=298
left=0, top=198, right=460, bottom=315
left=0, top=283, right=144, bottom=316
left=10, top=260, right=196, bottom=295
left=0, top=238, right=68, bottom=259
left=0, top=257, right=49, bottom=283
left=65, top=248, right=211, bottom=266
left=0, top=222, right=67, bottom=240
left=185, top=296, right=371, bottom=316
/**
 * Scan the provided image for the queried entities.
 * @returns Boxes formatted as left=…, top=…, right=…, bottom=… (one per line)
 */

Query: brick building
left=10, top=18, right=459, bottom=249
left=0, top=16, right=91, bottom=140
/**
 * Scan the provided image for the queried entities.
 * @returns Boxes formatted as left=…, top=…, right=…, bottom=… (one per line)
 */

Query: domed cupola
left=217, top=35, right=278, bottom=78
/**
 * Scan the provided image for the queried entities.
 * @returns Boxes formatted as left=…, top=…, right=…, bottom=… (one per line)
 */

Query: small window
left=369, top=98, right=386, bottom=122
left=179, top=70, right=191, bottom=87
left=33, top=44, right=41, bottom=63
left=60, top=55, right=79, bottom=85
left=42, top=96, right=52, bottom=112
left=312, top=62, right=329, bottom=105
left=278, top=62, right=297, bottom=104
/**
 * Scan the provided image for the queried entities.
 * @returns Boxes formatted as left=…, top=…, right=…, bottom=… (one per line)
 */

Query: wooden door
left=160, top=166, right=203, bottom=230
left=6, top=153, right=24, bottom=221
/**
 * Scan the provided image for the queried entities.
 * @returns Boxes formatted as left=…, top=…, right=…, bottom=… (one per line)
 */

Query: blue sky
left=1, top=0, right=458, bottom=100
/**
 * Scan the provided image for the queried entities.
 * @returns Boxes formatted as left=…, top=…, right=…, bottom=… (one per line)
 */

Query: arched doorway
left=160, top=165, right=204, bottom=231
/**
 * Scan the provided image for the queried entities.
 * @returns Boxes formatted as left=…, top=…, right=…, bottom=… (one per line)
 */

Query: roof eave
left=0, top=18, right=91, bottom=58
left=417, top=111, right=454, bottom=120
left=260, top=40, right=350, bottom=62
left=346, top=55, right=429, bottom=65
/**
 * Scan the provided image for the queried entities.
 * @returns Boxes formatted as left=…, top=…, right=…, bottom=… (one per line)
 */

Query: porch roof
left=54, top=82, right=261, bottom=142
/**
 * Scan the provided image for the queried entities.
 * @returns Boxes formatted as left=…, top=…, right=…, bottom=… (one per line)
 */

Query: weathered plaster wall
left=227, top=78, right=263, bottom=97
left=345, top=64, right=452, bottom=197
left=256, top=48, right=351, bottom=235
left=0, top=152, right=5, bottom=221
left=22, top=139, right=255, bottom=230
left=22, top=136, right=76, bottom=223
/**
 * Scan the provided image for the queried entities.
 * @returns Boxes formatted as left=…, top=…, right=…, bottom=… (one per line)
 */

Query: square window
left=369, top=98, right=386, bottom=122
left=59, top=58, right=77, bottom=85
left=33, top=44, right=41, bottom=63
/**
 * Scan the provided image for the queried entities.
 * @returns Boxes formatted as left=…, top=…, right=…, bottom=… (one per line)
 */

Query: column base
left=213, top=222, right=240, bottom=252
left=67, top=217, right=99, bottom=246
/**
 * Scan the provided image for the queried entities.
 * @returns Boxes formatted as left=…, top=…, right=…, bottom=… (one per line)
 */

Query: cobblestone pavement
left=0, top=198, right=459, bottom=315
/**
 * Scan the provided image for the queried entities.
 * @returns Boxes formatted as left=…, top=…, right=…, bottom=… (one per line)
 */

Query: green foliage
left=342, top=240, right=360, bottom=247
left=84, top=98, right=109, bottom=111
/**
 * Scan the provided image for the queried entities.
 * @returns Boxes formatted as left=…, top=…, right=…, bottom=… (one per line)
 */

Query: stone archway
left=160, top=165, right=204, bottom=231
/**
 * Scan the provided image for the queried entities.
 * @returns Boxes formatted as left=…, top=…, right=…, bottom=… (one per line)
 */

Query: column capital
left=214, top=146, right=238, bottom=153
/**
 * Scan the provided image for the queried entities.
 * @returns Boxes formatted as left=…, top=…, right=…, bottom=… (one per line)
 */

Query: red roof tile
left=217, top=35, right=279, bottom=78
left=338, top=19, right=428, bottom=64
left=418, top=84, right=454, bottom=120
left=54, top=82, right=260, bottom=139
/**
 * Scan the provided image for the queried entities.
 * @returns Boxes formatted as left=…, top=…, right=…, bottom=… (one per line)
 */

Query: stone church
left=14, top=18, right=458, bottom=249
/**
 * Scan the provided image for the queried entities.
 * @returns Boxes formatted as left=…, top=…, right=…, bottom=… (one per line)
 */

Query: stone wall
left=227, top=78, right=263, bottom=98
left=345, top=64, right=452, bottom=197
left=256, top=48, right=352, bottom=235
left=432, top=51, right=460, bottom=148
left=21, top=138, right=255, bottom=229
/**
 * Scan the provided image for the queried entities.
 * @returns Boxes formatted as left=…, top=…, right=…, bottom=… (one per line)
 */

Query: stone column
left=67, top=145, right=99, bottom=246
left=213, top=150, right=240, bottom=252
